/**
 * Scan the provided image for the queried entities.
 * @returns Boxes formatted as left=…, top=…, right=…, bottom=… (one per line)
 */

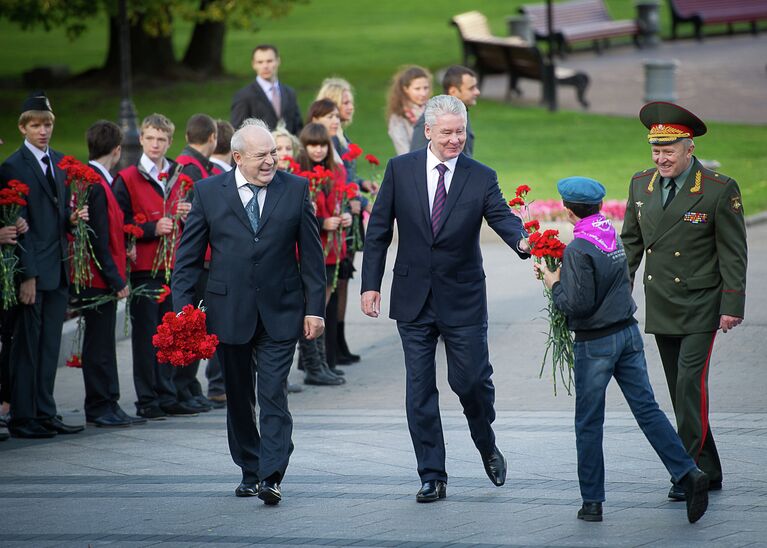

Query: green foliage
left=1, top=0, right=765, bottom=210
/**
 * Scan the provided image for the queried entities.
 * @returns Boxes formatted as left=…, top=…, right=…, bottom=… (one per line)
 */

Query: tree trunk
left=104, top=15, right=178, bottom=79
left=181, top=0, right=226, bottom=76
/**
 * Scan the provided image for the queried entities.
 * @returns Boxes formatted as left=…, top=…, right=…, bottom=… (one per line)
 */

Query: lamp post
left=117, top=0, right=140, bottom=168
left=542, top=0, right=558, bottom=112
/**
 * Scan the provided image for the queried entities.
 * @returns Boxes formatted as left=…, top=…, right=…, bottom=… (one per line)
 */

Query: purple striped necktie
left=431, top=163, right=448, bottom=236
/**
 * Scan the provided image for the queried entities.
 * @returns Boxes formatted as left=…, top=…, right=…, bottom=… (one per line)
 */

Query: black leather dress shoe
left=287, top=382, right=303, bottom=393
left=9, top=422, right=57, bottom=439
left=136, top=406, right=167, bottom=420
left=257, top=479, right=282, bottom=505
left=160, top=402, right=199, bottom=416
left=39, top=416, right=84, bottom=434
left=114, top=407, right=147, bottom=425
left=577, top=502, right=603, bottom=522
left=482, top=446, right=507, bottom=486
left=681, top=468, right=709, bottom=523
left=87, top=412, right=132, bottom=428
left=668, top=477, right=721, bottom=501
left=416, top=480, right=447, bottom=503
left=235, top=481, right=259, bottom=497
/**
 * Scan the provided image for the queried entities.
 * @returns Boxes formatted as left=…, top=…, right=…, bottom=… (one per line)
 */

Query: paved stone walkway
left=2, top=218, right=765, bottom=547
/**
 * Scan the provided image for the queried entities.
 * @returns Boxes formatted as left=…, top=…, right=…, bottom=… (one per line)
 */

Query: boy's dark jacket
left=551, top=237, right=637, bottom=341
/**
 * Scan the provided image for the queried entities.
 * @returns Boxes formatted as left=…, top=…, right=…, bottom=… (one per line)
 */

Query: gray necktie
left=245, top=184, right=262, bottom=233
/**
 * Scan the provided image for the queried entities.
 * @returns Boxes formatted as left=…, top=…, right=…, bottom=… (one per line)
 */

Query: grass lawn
left=1, top=0, right=765, bottom=211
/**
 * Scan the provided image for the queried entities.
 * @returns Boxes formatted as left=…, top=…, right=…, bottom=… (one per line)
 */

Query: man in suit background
left=230, top=45, right=303, bottom=134
left=410, top=66, right=480, bottom=157
left=172, top=119, right=326, bottom=505
left=361, top=95, right=529, bottom=502
left=0, top=91, right=86, bottom=438
left=621, top=102, right=747, bottom=500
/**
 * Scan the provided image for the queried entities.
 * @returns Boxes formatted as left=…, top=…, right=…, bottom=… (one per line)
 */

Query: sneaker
left=136, top=406, right=168, bottom=420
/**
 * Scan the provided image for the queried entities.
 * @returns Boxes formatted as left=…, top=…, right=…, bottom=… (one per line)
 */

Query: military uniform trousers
left=655, top=332, right=722, bottom=484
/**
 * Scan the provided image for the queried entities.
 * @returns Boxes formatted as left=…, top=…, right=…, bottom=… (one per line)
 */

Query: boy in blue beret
left=536, top=176, right=709, bottom=524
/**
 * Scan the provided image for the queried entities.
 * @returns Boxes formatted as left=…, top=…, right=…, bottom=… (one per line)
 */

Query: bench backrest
left=521, top=0, right=613, bottom=33
left=669, top=0, right=763, bottom=18
left=465, top=39, right=546, bottom=79
left=505, top=44, right=546, bottom=79
left=452, top=11, right=494, bottom=40
left=464, top=39, right=510, bottom=73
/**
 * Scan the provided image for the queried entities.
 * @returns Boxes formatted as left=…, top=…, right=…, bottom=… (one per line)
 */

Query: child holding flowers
left=536, top=176, right=709, bottom=524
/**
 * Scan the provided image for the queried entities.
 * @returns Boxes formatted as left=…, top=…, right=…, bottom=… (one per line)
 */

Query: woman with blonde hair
left=386, top=65, right=432, bottom=155
left=271, top=124, right=301, bottom=172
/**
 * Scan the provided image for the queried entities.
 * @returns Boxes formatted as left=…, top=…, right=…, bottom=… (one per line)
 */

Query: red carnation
left=345, top=182, right=360, bottom=200
left=66, top=354, right=83, bottom=368
left=123, top=224, right=143, bottom=238
left=133, top=213, right=147, bottom=224
left=509, top=197, right=525, bottom=208
left=156, top=284, right=171, bottom=303
left=515, top=185, right=531, bottom=198
left=158, top=172, right=169, bottom=181
left=524, top=220, right=540, bottom=233
left=341, top=143, right=363, bottom=162
left=365, top=153, right=380, bottom=166
left=153, top=303, right=219, bottom=367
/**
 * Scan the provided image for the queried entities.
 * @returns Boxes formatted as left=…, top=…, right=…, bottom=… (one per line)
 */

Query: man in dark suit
left=410, top=66, right=480, bottom=157
left=0, top=91, right=86, bottom=438
left=172, top=119, right=326, bottom=505
left=621, top=102, right=747, bottom=500
left=361, top=95, right=529, bottom=502
left=230, top=44, right=303, bottom=134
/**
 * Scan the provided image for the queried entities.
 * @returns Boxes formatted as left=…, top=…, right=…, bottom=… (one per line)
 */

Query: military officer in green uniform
left=621, top=102, right=747, bottom=500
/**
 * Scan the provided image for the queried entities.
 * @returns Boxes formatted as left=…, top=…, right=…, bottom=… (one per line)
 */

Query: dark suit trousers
left=82, top=298, right=120, bottom=420
left=0, top=305, right=19, bottom=404
left=218, top=320, right=296, bottom=484
left=9, top=286, right=68, bottom=423
left=655, top=332, right=722, bottom=484
left=396, top=293, right=497, bottom=482
left=130, top=274, right=177, bottom=410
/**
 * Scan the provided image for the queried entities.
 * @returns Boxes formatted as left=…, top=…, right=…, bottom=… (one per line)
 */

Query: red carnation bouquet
left=152, top=303, right=219, bottom=367
left=298, top=164, right=334, bottom=202
left=58, top=156, right=102, bottom=293
left=0, top=180, right=29, bottom=309
left=152, top=173, right=193, bottom=283
left=510, top=185, right=574, bottom=395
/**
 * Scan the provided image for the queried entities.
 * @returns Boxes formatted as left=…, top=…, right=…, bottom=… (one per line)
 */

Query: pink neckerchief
left=573, top=214, right=617, bottom=253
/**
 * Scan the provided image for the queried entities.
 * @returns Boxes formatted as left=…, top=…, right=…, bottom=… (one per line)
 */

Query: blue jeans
left=574, top=323, right=696, bottom=503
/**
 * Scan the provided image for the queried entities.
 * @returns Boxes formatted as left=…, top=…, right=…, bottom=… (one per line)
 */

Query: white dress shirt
left=426, top=144, right=459, bottom=213
left=210, top=157, right=232, bottom=173
left=234, top=166, right=267, bottom=211
left=257, top=76, right=280, bottom=104
left=139, top=153, right=171, bottom=192
left=88, top=160, right=113, bottom=185
left=24, top=139, right=53, bottom=177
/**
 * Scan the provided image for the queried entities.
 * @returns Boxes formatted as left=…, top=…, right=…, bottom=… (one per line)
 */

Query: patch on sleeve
left=730, top=195, right=743, bottom=214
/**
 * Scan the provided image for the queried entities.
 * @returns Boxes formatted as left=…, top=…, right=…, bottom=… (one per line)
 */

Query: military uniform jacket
left=621, top=157, right=747, bottom=335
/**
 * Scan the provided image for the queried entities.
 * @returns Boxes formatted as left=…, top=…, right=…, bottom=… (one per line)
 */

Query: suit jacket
left=621, top=157, right=747, bottom=335
left=0, top=144, right=70, bottom=290
left=230, top=79, right=303, bottom=134
left=410, top=113, right=474, bottom=158
left=172, top=169, right=326, bottom=344
left=361, top=148, right=527, bottom=326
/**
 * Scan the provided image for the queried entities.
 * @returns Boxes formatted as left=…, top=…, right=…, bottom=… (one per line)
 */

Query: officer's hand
left=303, top=316, right=325, bottom=340
left=323, top=216, right=342, bottom=231
left=0, top=226, right=18, bottom=245
left=70, top=206, right=89, bottom=224
left=720, top=315, right=743, bottom=333
left=116, top=285, right=130, bottom=300
left=361, top=290, right=381, bottom=318
left=340, top=212, right=353, bottom=228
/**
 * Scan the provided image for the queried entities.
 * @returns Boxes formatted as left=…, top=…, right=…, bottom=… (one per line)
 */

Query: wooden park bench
left=519, top=0, right=639, bottom=55
left=451, top=11, right=527, bottom=66
left=464, top=38, right=590, bottom=108
left=668, top=0, right=767, bottom=40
